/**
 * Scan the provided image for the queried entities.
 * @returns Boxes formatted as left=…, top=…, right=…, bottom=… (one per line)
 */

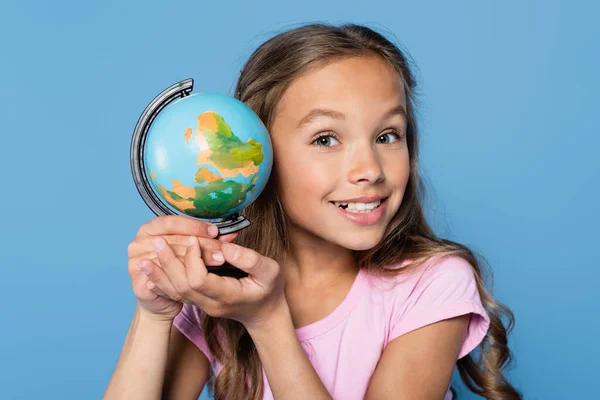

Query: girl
left=105, top=24, right=521, bottom=400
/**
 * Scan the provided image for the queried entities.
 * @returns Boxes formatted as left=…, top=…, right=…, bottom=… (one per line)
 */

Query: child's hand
left=138, top=235, right=286, bottom=332
left=127, top=215, right=237, bottom=322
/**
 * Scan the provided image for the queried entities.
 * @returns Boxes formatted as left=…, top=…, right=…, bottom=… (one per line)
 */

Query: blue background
left=1, top=1, right=598, bottom=399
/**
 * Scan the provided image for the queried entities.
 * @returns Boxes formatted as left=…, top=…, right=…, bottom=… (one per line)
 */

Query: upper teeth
left=334, top=200, right=382, bottom=212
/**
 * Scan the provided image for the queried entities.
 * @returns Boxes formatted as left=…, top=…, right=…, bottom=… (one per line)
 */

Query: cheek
left=386, top=150, right=411, bottom=187
left=276, top=156, right=327, bottom=208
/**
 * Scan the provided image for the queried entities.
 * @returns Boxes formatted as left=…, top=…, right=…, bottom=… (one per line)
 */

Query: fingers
left=131, top=230, right=252, bottom=313
left=151, top=237, right=191, bottom=299
left=128, top=251, right=182, bottom=278
left=217, top=232, right=239, bottom=243
left=131, top=266, right=159, bottom=302
left=137, top=258, right=186, bottom=303
left=129, top=235, right=192, bottom=254
left=130, top=236, right=225, bottom=266
left=221, top=242, right=278, bottom=283
left=196, top=237, right=226, bottom=266
left=148, top=237, right=221, bottom=307
left=146, top=280, right=168, bottom=298
left=184, top=236, right=237, bottom=300
left=137, top=215, right=219, bottom=239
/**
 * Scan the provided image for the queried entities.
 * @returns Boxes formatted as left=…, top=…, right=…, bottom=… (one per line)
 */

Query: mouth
left=330, top=197, right=388, bottom=214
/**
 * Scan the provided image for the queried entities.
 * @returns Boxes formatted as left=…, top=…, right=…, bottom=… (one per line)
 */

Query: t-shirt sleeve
left=389, top=255, right=490, bottom=359
left=173, top=303, right=215, bottom=364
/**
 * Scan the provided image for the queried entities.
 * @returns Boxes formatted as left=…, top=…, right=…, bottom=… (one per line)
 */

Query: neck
left=278, top=223, right=358, bottom=290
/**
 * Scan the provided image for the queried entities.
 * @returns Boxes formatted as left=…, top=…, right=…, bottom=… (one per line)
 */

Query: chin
left=334, top=230, right=386, bottom=252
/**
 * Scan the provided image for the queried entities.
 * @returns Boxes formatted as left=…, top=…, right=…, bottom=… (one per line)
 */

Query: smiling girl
left=105, top=23, right=521, bottom=400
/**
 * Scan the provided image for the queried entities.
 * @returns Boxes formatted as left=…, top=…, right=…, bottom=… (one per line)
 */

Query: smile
left=329, top=197, right=388, bottom=225
left=333, top=199, right=382, bottom=213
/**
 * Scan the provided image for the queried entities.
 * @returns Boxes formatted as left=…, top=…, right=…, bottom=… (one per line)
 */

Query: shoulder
left=364, top=254, right=490, bottom=359
left=364, top=254, right=478, bottom=303
left=413, top=254, right=480, bottom=297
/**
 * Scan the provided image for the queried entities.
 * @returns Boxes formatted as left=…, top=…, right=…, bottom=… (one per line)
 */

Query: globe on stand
left=131, top=79, right=273, bottom=278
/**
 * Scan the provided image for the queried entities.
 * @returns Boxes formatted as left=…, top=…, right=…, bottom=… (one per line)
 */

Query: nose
left=347, top=145, right=384, bottom=184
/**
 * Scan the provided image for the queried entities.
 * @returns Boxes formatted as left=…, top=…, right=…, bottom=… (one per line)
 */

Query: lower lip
left=330, top=199, right=387, bottom=226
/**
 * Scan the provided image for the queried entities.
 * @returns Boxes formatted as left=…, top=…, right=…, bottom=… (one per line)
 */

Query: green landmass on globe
left=149, top=111, right=264, bottom=218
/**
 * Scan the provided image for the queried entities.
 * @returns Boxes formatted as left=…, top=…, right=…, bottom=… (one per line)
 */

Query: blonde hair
left=199, top=23, right=521, bottom=399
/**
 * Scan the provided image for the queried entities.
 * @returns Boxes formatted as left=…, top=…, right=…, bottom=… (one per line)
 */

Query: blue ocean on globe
left=143, top=93, right=273, bottom=220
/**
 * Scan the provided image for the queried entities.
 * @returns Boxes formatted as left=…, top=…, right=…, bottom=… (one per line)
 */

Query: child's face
left=270, top=55, right=410, bottom=251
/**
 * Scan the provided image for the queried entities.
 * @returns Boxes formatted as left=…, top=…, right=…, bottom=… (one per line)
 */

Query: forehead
left=274, top=55, right=406, bottom=123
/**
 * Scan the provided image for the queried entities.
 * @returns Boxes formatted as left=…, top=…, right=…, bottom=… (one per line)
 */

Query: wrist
left=136, top=304, right=176, bottom=329
left=246, top=298, right=293, bottom=338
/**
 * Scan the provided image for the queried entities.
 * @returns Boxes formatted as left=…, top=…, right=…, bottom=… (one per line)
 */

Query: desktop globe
left=131, top=79, right=273, bottom=278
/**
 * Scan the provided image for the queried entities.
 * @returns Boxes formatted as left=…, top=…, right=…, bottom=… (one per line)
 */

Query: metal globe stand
left=130, top=78, right=251, bottom=278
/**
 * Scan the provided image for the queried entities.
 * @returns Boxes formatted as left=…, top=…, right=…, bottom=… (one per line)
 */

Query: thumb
left=217, top=232, right=239, bottom=243
left=221, top=242, right=275, bottom=282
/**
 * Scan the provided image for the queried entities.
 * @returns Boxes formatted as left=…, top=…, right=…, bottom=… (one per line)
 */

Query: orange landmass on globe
left=194, top=167, right=220, bottom=183
left=191, top=112, right=260, bottom=179
left=212, top=162, right=258, bottom=179
left=198, top=112, right=219, bottom=131
left=151, top=111, right=264, bottom=217
left=157, top=183, right=194, bottom=211
left=184, top=127, right=193, bottom=142
left=171, top=180, right=196, bottom=198
left=195, top=148, right=259, bottom=178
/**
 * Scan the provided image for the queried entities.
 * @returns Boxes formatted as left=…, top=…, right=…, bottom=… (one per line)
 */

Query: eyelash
left=311, top=130, right=405, bottom=147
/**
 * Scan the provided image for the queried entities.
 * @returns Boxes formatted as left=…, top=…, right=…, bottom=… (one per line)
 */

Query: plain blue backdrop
left=1, top=0, right=598, bottom=399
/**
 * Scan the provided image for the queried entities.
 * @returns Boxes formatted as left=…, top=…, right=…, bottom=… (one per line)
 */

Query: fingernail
left=208, top=225, right=219, bottom=237
left=151, top=237, right=165, bottom=251
left=213, top=251, right=224, bottom=262
left=223, top=243, right=239, bottom=260
left=139, top=265, right=151, bottom=275
left=188, top=236, right=197, bottom=246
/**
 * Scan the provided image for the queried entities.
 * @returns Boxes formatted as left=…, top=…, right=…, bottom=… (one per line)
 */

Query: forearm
left=103, top=305, right=173, bottom=400
left=247, top=304, right=332, bottom=400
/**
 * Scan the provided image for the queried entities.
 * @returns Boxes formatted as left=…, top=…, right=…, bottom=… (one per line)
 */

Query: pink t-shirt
left=174, top=255, right=490, bottom=400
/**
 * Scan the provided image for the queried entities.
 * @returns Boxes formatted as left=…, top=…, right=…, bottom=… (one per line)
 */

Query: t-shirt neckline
left=294, top=268, right=367, bottom=342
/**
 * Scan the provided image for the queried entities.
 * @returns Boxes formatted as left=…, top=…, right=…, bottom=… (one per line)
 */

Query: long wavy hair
left=200, top=23, right=521, bottom=399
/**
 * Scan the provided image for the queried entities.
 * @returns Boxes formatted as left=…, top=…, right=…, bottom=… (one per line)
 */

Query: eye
left=376, top=130, right=403, bottom=144
left=312, top=134, right=340, bottom=147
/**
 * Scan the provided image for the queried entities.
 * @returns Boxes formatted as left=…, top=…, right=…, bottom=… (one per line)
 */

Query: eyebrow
left=296, top=108, right=345, bottom=128
left=296, top=104, right=407, bottom=129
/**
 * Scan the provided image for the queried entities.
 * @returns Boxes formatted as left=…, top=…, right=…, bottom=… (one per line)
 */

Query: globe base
left=213, top=214, right=251, bottom=235
left=207, top=214, right=251, bottom=279
left=207, top=263, right=249, bottom=279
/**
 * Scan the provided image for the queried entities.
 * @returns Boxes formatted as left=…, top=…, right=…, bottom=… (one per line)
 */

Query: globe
left=131, top=79, right=273, bottom=234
